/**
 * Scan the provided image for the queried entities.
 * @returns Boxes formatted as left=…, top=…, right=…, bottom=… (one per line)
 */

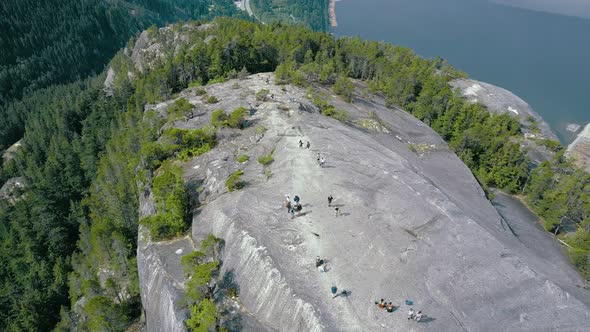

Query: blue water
left=333, top=0, right=590, bottom=143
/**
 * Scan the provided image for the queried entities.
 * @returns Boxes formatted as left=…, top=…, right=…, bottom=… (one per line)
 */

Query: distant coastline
left=329, top=0, right=337, bottom=27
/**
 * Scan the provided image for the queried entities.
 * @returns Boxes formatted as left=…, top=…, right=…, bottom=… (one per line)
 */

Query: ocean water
left=333, top=0, right=590, bottom=143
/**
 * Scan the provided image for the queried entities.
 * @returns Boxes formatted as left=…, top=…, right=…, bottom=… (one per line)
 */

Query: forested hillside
left=0, top=17, right=588, bottom=331
left=0, top=0, right=247, bottom=149
left=250, top=0, right=329, bottom=31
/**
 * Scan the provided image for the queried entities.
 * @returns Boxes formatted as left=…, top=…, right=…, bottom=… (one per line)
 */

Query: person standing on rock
left=408, top=308, right=415, bottom=320
left=328, top=195, right=333, bottom=207
left=316, top=152, right=321, bottom=164
left=306, top=141, right=310, bottom=149
left=285, top=200, right=292, bottom=214
left=299, top=140, right=303, bottom=148
left=335, top=207, right=340, bottom=217
left=320, top=157, right=325, bottom=168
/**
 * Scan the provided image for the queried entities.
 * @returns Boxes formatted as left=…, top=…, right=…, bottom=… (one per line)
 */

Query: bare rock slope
left=139, top=73, right=590, bottom=331
left=567, top=123, right=590, bottom=173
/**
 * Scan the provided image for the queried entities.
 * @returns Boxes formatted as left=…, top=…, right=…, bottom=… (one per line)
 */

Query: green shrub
left=256, top=89, right=270, bottom=101
left=210, top=109, right=228, bottom=128
left=167, top=97, right=193, bottom=121
left=205, top=95, right=219, bottom=104
left=140, top=161, right=188, bottom=240
left=226, top=170, right=245, bottom=192
left=333, top=74, right=355, bottom=102
left=161, top=127, right=216, bottom=161
left=227, top=107, right=247, bottom=128
left=194, top=88, right=207, bottom=96
left=236, top=154, right=249, bottom=163
left=211, top=107, right=247, bottom=129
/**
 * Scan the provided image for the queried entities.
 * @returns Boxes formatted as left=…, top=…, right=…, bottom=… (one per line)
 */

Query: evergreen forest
left=0, top=0, right=248, bottom=149
left=0, top=16, right=588, bottom=331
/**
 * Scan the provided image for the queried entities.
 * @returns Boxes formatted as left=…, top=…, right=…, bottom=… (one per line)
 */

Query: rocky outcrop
left=2, top=139, right=22, bottom=163
left=566, top=123, right=590, bottom=172
left=137, top=73, right=590, bottom=331
left=451, top=79, right=558, bottom=164
left=0, top=176, right=26, bottom=204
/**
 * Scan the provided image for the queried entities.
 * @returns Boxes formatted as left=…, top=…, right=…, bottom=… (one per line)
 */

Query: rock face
left=2, top=139, right=22, bottom=163
left=451, top=79, right=558, bottom=164
left=567, top=123, right=590, bottom=172
left=137, top=73, right=590, bottom=331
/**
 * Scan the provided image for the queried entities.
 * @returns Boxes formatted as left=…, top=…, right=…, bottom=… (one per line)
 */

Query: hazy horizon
left=489, top=0, right=590, bottom=19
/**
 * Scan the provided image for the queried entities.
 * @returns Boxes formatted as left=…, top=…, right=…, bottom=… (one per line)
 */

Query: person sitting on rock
left=378, top=299, right=385, bottom=309
left=299, top=140, right=303, bottom=148
left=294, top=195, right=300, bottom=203
left=296, top=203, right=302, bottom=212
left=306, top=141, right=310, bottom=149
left=386, top=302, right=394, bottom=312
left=415, top=311, right=423, bottom=322
left=335, top=207, right=340, bottom=216
left=408, top=308, right=415, bottom=320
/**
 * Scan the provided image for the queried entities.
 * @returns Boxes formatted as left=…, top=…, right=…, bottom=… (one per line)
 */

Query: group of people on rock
left=284, top=195, right=302, bottom=219
left=376, top=300, right=425, bottom=321
left=298, top=139, right=311, bottom=149
left=289, top=138, right=427, bottom=323
left=377, top=299, right=396, bottom=313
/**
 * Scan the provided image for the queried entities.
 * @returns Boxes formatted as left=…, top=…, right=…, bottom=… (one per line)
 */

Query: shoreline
left=329, top=0, right=337, bottom=27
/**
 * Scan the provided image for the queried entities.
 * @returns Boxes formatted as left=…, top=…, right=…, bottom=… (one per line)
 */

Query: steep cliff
left=567, top=123, right=590, bottom=173
left=137, top=73, right=590, bottom=331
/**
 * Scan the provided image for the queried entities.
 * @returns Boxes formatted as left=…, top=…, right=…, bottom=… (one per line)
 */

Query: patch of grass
left=236, top=154, right=249, bottom=163
left=194, top=88, right=207, bottom=96
left=256, top=89, right=270, bottom=101
left=258, top=149, right=275, bottom=166
left=226, top=170, right=245, bottom=192
left=323, top=106, right=349, bottom=122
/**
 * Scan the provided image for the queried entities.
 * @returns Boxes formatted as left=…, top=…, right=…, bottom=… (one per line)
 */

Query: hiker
left=290, top=207, right=295, bottom=219
left=335, top=207, right=340, bottom=216
left=328, top=195, right=333, bottom=207
left=333, top=290, right=348, bottom=299
left=378, top=299, right=385, bottom=309
left=408, top=308, right=415, bottom=320
left=331, top=286, right=338, bottom=295
left=320, top=157, right=325, bottom=167
left=316, top=152, right=321, bottom=164
left=386, top=302, right=394, bottom=313
left=318, top=262, right=326, bottom=272
left=285, top=200, right=292, bottom=214
left=294, top=195, right=300, bottom=204
left=306, top=141, right=310, bottom=149
left=415, top=311, right=423, bottom=322
left=316, top=256, right=324, bottom=268
left=299, top=140, right=303, bottom=148
left=295, top=203, right=302, bottom=212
